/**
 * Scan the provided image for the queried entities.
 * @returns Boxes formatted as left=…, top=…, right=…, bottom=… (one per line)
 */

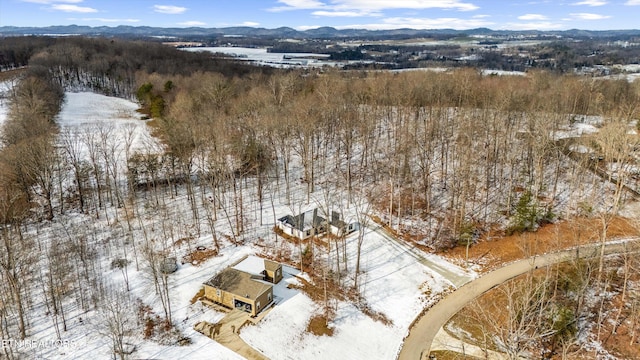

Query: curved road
left=398, top=238, right=640, bottom=360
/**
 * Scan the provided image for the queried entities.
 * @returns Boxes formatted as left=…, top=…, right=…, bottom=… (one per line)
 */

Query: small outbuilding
left=264, top=259, right=283, bottom=284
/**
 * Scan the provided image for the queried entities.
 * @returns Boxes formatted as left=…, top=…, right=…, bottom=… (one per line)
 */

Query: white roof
left=232, top=255, right=266, bottom=275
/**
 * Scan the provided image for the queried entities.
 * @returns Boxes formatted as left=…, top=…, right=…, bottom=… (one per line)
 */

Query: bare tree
left=141, top=240, right=173, bottom=326
left=353, top=191, right=372, bottom=291
left=95, top=287, right=137, bottom=360
left=468, top=269, right=564, bottom=359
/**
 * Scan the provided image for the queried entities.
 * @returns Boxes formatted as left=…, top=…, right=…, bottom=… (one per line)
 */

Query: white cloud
left=76, top=18, right=140, bottom=23
left=312, top=10, right=381, bottom=17
left=334, top=16, right=493, bottom=30
left=177, top=21, right=206, bottom=26
left=22, top=0, right=98, bottom=14
left=518, top=14, right=548, bottom=20
left=270, top=0, right=325, bottom=11
left=570, top=12, right=611, bottom=19
left=240, top=21, right=260, bottom=26
left=625, top=0, right=640, bottom=4
left=153, top=5, right=187, bottom=14
left=332, top=0, right=479, bottom=12
left=51, top=4, right=97, bottom=12
left=270, top=0, right=479, bottom=13
left=572, top=0, right=608, bottom=5
left=501, top=21, right=564, bottom=30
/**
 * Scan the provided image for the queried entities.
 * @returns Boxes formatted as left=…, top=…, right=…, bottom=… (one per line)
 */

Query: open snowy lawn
left=0, top=98, right=7, bottom=131
left=58, top=92, right=142, bottom=127
left=240, top=229, right=452, bottom=360
left=56, top=92, right=163, bottom=165
left=0, top=80, right=13, bottom=131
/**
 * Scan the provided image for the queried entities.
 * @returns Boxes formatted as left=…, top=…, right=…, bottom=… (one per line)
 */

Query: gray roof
left=264, top=259, right=281, bottom=272
left=204, top=268, right=271, bottom=299
left=278, top=208, right=326, bottom=231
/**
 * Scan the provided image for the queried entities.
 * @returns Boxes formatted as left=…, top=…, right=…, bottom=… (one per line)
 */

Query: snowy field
left=57, top=92, right=163, bottom=164
left=481, top=69, right=526, bottom=76
left=184, top=47, right=336, bottom=68
left=8, top=91, right=471, bottom=360
left=0, top=80, right=14, bottom=131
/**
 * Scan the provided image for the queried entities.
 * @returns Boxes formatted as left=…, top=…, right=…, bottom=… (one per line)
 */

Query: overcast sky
left=1, top=0, right=639, bottom=30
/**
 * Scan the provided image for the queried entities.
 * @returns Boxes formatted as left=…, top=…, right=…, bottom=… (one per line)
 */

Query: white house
left=277, top=209, right=357, bottom=240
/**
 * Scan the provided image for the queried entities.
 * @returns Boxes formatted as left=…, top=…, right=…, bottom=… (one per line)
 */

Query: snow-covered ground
left=481, top=69, right=526, bottom=76
left=5, top=77, right=635, bottom=359
left=0, top=80, right=14, bottom=131
left=241, top=229, right=455, bottom=360
left=57, top=92, right=163, bottom=161
left=184, top=47, right=337, bottom=68
left=554, top=116, right=602, bottom=140
left=9, top=91, right=471, bottom=360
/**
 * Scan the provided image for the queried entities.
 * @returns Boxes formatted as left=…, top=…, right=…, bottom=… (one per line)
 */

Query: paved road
left=397, top=238, right=640, bottom=360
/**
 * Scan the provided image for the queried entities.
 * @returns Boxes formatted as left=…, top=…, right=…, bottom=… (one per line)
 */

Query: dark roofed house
left=277, top=208, right=358, bottom=240
left=277, top=208, right=326, bottom=240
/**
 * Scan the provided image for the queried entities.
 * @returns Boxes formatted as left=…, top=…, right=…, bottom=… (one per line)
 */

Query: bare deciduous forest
left=1, top=36, right=640, bottom=359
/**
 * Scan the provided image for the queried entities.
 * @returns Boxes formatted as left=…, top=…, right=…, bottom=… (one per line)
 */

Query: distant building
left=202, top=256, right=282, bottom=317
left=277, top=208, right=358, bottom=240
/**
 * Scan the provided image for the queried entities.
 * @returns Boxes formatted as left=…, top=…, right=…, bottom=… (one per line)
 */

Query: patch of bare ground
left=307, top=315, right=334, bottom=337
left=137, top=300, right=190, bottom=345
left=273, top=226, right=297, bottom=243
left=0, top=68, right=26, bottom=82
left=173, top=235, right=195, bottom=248
left=181, top=247, right=218, bottom=266
left=444, top=216, right=640, bottom=271
left=190, top=288, right=205, bottom=304
left=428, top=350, right=481, bottom=360
left=599, top=294, right=640, bottom=360
left=430, top=350, right=480, bottom=360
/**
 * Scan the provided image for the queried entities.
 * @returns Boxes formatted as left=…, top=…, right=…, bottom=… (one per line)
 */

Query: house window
left=268, top=293, right=272, bottom=301
left=276, top=268, right=280, bottom=276
left=216, top=289, right=221, bottom=297
left=257, top=301, right=261, bottom=309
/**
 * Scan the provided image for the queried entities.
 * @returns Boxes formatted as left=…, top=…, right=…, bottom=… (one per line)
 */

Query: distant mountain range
left=1, top=25, right=640, bottom=39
